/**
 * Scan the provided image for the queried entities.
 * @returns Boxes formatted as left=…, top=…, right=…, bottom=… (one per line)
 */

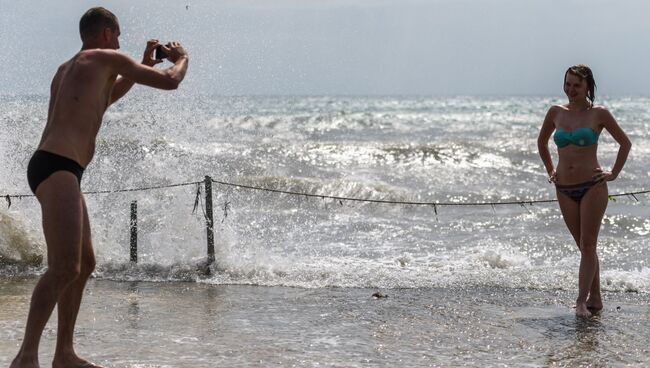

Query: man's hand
left=142, top=39, right=164, bottom=67
left=112, top=40, right=188, bottom=91
left=162, top=41, right=188, bottom=63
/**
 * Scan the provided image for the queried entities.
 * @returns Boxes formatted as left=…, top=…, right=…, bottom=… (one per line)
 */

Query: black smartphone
left=155, top=45, right=168, bottom=60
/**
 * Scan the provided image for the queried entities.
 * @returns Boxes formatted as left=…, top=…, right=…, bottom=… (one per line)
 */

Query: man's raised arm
left=106, top=41, right=188, bottom=97
left=109, top=39, right=164, bottom=104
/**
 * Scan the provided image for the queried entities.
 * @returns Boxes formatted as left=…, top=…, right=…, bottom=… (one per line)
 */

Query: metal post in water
left=130, top=200, right=138, bottom=263
left=204, top=176, right=215, bottom=267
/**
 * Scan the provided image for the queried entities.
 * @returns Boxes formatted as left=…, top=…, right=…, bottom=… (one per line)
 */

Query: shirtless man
left=11, top=7, right=188, bottom=368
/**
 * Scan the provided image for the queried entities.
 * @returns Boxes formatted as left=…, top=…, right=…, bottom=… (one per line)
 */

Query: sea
left=1, top=94, right=649, bottom=367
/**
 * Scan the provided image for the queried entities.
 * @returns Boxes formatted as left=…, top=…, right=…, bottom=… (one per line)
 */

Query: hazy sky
left=2, top=0, right=650, bottom=96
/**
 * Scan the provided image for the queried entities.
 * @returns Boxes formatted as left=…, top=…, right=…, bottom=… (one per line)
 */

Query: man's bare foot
left=9, top=354, right=40, bottom=368
left=52, top=355, right=105, bottom=368
left=575, top=302, right=592, bottom=318
left=53, top=362, right=104, bottom=368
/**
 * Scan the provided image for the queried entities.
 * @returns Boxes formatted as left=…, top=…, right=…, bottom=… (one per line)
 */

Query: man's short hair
left=79, top=7, right=119, bottom=42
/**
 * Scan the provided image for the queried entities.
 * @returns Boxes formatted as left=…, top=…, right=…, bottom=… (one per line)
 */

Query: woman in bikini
left=537, top=65, right=631, bottom=317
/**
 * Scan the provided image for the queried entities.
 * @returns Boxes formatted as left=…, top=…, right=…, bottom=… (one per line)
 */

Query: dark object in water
left=372, top=292, right=388, bottom=299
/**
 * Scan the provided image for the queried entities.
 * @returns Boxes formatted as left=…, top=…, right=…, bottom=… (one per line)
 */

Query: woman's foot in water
left=575, top=302, right=592, bottom=318
left=587, top=293, right=603, bottom=312
left=586, top=296, right=603, bottom=312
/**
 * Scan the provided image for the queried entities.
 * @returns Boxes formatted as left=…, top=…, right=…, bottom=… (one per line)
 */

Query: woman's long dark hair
left=565, top=64, right=597, bottom=106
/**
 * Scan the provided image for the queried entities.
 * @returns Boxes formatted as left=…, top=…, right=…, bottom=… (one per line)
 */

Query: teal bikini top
left=553, top=127, right=599, bottom=148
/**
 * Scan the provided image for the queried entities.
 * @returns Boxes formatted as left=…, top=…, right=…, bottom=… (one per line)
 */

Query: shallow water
left=1, top=278, right=649, bottom=367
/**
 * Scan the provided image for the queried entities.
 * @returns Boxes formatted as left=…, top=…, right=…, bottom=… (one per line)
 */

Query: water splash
left=0, top=210, right=43, bottom=267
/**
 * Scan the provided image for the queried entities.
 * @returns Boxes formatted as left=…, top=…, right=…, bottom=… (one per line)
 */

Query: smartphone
left=155, top=45, right=168, bottom=60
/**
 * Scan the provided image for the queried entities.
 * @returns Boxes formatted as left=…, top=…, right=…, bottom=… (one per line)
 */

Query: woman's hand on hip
left=593, top=167, right=616, bottom=183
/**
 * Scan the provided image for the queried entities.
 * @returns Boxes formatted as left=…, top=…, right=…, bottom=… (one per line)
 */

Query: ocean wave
left=0, top=210, right=43, bottom=267
left=94, top=261, right=210, bottom=282
left=217, top=175, right=414, bottom=203
left=3, top=238, right=648, bottom=293
left=2, top=95, right=649, bottom=296
left=62, top=258, right=650, bottom=294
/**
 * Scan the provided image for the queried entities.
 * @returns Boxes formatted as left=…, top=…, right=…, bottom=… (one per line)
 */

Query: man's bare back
left=39, top=50, right=119, bottom=167
left=41, top=44, right=187, bottom=168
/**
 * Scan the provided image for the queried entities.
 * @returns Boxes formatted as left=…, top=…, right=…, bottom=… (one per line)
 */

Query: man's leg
left=11, top=172, right=83, bottom=368
left=52, top=195, right=98, bottom=368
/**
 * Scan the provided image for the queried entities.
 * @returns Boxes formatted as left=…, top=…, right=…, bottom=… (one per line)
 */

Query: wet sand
left=1, top=278, right=649, bottom=367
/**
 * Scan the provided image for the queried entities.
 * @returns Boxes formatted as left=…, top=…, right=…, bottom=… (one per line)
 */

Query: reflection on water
left=126, top=282, right=140, bottom=330
left=574, top=315, right=603, bottom=351
left=549, top=316, right=606, bottom=366
left=539, top=311, right=636, bottom=367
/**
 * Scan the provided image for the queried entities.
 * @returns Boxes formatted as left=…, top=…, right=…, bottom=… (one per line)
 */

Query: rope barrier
left=2, top=180, right=201, bottom=209
left=210, top=178, right=650, bottom=207
left=2, top=177, right=649, bottom=209
left=4, top=176, right=647, bottom=265
left=2, top=180, right=201, bottom=198
left=83, top=180, right=202, bottom=195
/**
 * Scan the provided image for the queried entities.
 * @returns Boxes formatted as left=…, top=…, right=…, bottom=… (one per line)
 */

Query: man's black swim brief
left=27, top=150, right=85, bottom=193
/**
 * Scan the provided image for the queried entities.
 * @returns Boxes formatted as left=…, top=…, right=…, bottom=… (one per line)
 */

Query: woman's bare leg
left=578, top=184, right=608, bottom=315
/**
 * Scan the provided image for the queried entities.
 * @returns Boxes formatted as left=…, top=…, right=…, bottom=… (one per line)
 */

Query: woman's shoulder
left=590, top=105, right=614, bottom=119
left=549, top=104, right=570, bottom=111
left=546, top=104, right=567, bottom=117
